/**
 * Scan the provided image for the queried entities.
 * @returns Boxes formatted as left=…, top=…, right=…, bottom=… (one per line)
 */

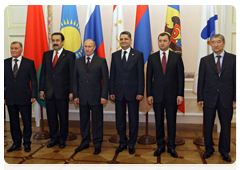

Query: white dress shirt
left=52, top=47, right=63, bottom=62
left=121, top=47, right=131, bottom=61
left=85, top=54, right=94, bottom=64
left=159, top=49, right=169, bottom=63
left=12, top=55, right=22, bottom=70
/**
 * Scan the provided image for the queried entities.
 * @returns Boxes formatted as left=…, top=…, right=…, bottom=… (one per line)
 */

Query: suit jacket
left=39, top=49, right=75, bottom=100
left=4, top=57, right=37, bottom=105
left=146, top=50, right=184, bottom=103
left=197, top=51, right=236, bottom=108
left=73, top=55, right=109, bottom=105
left=110, top=48, right=144, bottom=101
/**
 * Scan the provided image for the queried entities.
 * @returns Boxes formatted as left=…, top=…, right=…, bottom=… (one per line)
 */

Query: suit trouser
left=45, top=95, right=69, bottom=142
left=153, top=95, right=178, bottom=150
left=79, top=103, right=103, bottom=147
left=203, top=96, right=233, bottom=154
left=7, top=104, right=32, bottom=146
left=115, top=97, right=139, bottom=147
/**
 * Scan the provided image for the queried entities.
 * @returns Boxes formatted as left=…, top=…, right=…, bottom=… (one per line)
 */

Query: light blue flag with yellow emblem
left=60, top=5, right=83, bottom=58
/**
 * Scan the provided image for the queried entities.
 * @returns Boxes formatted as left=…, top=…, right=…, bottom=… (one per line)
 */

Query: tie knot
left=87, top=57, right=90, bottom=60
left=14, top=59, right=18, bottom=63
left=163, top=52, right=166, bottom=56
left=217, top=55, right=221, bottom=59
left=124, top=51, right=127, bottom=54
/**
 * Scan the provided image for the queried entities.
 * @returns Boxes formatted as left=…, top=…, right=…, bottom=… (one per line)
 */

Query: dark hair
left=120, top=31, right=132, bottom=39
left=11, top=41, right=23, bottom=48
left=158, top=32, right=171, bottom=41
left=51, top=32, right=65, bottom=41
left=211, top=34, right=225, bottom=43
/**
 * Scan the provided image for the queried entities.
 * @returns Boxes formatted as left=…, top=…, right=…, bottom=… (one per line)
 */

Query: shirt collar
left=12, top=55, right=22, bottom=62
left=54, top=47, right=63, bottom=55
left=86, top=53, right=94, bottom=60
left=121, top=47, right=131, bottom=54
left=160, top=49, right=169, bottom=56
left=213, top=51, right=225, bottom=58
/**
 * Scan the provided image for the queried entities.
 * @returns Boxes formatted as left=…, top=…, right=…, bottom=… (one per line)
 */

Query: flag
left=24, top=5, right=48, bottom=108
left=164, top=5, right=185, bottom=113
left=134, top=5, right=152, bottom=113
left=60, top=5, right=83, bottom=59
left=111, top=5, right=124, bottom=53
left=193, top=5, right=218, bottom=93
left=84, top=5, right=105, bottom=58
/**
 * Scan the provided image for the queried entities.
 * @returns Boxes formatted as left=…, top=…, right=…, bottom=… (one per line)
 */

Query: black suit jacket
left=73, top=55, right=109, bottom=105
left=4, top=57, right=37, bottom=105
left=110, top=48, right=144, bottom=101
left=146, top=50, right=184, bottom=103
left=39, top=49, right=75, bottom=99
left=197, top=51, right=236, bottom=108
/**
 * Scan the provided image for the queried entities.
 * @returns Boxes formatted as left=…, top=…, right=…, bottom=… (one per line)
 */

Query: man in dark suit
left=197, top=34, right=236, bottom=162
left=4, top=41, right=37, bottom=152
left=146, top=32, right=184, bottom=158
left=73, top=39, right=109, bottom=155
left=39, top=32, right=75, bottom=149
left=110, top=31, right=144, bottom=155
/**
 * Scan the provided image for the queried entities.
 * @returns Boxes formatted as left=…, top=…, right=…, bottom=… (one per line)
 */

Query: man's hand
left=110, top=94, right=115, bottom=101
left=69, top=93, right=73, bottom=101
left=147, top=96, right=154, bottom=105
left=74, top=98, right=79, bottom=107
left=101, top=98, right=107, bottom=105
left=31, top=98, right=36, bottom=103
left=177, top=96, right=183, bottom=105
left=40, top=92, right=45, bottom=100
left=136, top=95, right=143, bottom=101
left=233, top=101, right=236, bottom=109
left=198, top=101, right=204, bottom=108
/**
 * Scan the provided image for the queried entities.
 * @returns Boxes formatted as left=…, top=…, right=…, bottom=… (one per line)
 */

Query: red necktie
left=162, top=52, right=166, bottom=75
left=216, top=55, right=221, bottom=74
left=52, top=51, right=58, bottom=68
left=86, top=57, right=90, bottom=68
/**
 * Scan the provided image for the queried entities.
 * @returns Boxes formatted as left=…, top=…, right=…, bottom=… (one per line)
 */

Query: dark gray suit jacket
left=73, top=55, right=109, bottom=105
left=4, top=57, right=37, bottom=105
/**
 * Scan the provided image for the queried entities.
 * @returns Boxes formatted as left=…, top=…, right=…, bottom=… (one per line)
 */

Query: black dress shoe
left=75, top=144, right=89, bottom=153
left=115, top=145, right=127, bottom=153
left=129, top=146, right=135, bottom=155
left=203, top=151, right=213, bottom=159
left=47, top=141, right=59, bottom=148
left=24, top=145, right=31, bottom=152
left=7, top=144, right=21, bottom=152
left=93, top=146, right=101, bottom=154
left=59, top=141, right=66, bottom=149
left=221, top=153, right=231, bottom=162
left=153, top=147, right=165, bottom=156
left=168, top=149, right=178, bottom=158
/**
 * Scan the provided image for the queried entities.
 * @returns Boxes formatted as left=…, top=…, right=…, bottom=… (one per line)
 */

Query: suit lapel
left=88, top=55, right=97, bottom=70
left=125, top=48, right=134, bottom=70
left=221, top=52, right=230, bottom=74
left=116, top=50, right=124, bottom=70
left=165, top=51, right=173, bottom=75
left=8, top=58, right=15, bottom=78
left=82, top=56, right=88, bottom=70
left=156, top=51, right=164, bottom=75
left=208, top=53, right=219, bottom=75
left=54, top=49, right=66, bottom=68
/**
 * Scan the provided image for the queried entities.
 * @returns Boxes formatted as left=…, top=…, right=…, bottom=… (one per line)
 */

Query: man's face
left=211, top=37, right=225, bottom=55
left=11, top=43, right=23, bottom=58
left=158, top=35, right=171, bottom=51
left=52, top=35, right=64, bottom=51
left=120, top=34, right=132, bottom=50
left=83, top=39, right=96, bottom=56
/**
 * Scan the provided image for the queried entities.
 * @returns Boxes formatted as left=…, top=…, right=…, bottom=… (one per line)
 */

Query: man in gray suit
left=73, top=39, right=109, bottom=154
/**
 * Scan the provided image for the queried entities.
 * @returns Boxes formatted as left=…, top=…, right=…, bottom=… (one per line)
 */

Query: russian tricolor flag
left=84, top=5, right=105, bottom=58
left=134, top=5, right=152, bottom=113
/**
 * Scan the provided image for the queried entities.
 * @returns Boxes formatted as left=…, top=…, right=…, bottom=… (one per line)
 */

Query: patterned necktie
left=86, top=57, right=90, bottom=68
left=122, top=51, right=127, bottom=69
left=52, top=51, right=58, bottom=68
left=162, top=52, right=167, bottom=75
left=13, top=59, right=18, bottom=78
left=216, top=55, right=221, bottom=74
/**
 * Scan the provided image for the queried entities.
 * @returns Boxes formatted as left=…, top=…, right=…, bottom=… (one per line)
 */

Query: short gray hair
left=11, top=41, right=23, bottom=48
left=211, top=34, right=225, bottom=43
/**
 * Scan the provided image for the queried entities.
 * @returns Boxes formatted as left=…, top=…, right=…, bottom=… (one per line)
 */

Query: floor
left=4, top=121, right=236, bottom=165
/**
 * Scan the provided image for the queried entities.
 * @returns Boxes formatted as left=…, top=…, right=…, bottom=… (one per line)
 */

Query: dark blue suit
left=4, top=57, right=37, bottom=146
left=110, top=48, right=144, bottom=147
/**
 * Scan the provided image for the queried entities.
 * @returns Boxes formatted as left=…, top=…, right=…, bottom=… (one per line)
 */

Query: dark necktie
left=52, top=51, right=58, bottom=68
left=122, top=51, right=127, bottom=69
left=216, top=55, right=221, bottom=74
left=86, top=57, right=90, bottom=68
left=13, top=59, right=18, bottom=78
left=162, top=52, right=167, bottom=75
